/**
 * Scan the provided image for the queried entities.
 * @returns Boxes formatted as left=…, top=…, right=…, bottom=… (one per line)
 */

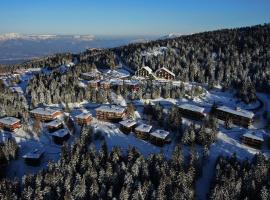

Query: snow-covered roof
left=150, top=129, right=170, bottom=139
left=26, top=68, right=42, bottom=73
left=217, top=106, right=254, bottom=119
left=156, top=67, right=175, bottom=77
left=135, top=124, right=152, bottom=133
left=100, top=79, right=111, bottom=84
left=76, top=112, right=92, bottom=119
left=124, top=79, right=140, bottom=86
left=243, top=130, right=264, bottom=142
left=119, top=119, right=137, bottom=128
left=46, top=119, right=62, bottom=127
left=0, top=132, right=12, bottom=144
left=104, top=69, right=130, bottom=79
left=30, top=107, right=60, bottom=116
left=81, top=71, right=101, bottom=77
left=88, top=80, right=100, bottom=84
left=96, top=105, right=126, bottom=114
left=78, top=81, right=88, bottom=88
left=178, top=103, right=205, bottom=114
left=51, top=128, right=69, bottom=138
left=0, top=117, right=20, bottom=126
left=110, top=79, right=123, bottom=85
left=23, top=149, right=44, bottom=159
left=140, top=66, right=153, bottom=73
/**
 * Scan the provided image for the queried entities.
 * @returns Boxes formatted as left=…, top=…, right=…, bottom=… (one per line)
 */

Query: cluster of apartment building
left=175, top=102, right=265, bottom=148
left=119, top=119, right=171, bottom=146
left=79, top=66, right=176, bottom=91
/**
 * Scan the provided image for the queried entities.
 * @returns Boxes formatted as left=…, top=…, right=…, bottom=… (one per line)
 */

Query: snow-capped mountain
left=160, top=33, right=182, bottom=39
left=0, top=33, right=155, bottom=64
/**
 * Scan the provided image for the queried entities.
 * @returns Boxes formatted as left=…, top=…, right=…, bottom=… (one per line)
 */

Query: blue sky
left=0, top=0, right=270, bottom=36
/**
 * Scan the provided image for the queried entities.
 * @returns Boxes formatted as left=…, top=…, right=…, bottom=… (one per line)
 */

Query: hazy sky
left=0, top=0, right=270, bottom=36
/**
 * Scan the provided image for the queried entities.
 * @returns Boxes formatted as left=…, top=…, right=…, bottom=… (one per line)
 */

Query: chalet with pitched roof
left=136, top=66, right=156, bottom=79
left=155, top=67, right=175, bottom=80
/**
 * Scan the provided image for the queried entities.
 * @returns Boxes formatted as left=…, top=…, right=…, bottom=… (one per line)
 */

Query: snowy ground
left=91, top=119, right=175, bottom=158
left=196, top=125, right=270, bottom=200
left=2, top=70, right=270, bottom=200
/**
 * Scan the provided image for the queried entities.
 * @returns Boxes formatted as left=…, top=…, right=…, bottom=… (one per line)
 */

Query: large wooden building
left=135, top=124, right=152, bottom=140
left=178, top=103, right=206, bottom=120
left=119, top=119, right=137, bottom=134
left=136, top=66, right=155, bottom=79
left=0, top=117, right=22, bottom=132
left=30, top=107, right=62, bottom=122
left=76, top=113, right=92, bottom=126
left=149, top=129, right=171, bottom=146
left=96, top=105, right=126, bottom=122
left=155, top=67, right=175, bottom=80
left=213, top=106, right=254, bottom=128
left=241, top=130, right=264, bottom=148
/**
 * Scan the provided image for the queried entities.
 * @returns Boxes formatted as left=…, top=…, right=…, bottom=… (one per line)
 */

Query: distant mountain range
left=0, top=33, right=95, bottom=41
left=0, top=33, right=158, bottom=64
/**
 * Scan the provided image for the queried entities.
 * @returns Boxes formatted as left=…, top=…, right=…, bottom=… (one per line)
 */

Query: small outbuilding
left=150, top=129, right=171, bottom=146
left=46, top=119, right=63, bottom=132
left=23, top=149, right=44, bottom=166
left=119, top=119, right=137, bottom=134
left=135, top=124, right=152, bottom=140
left=51, top=128, right=70, bottom=145
left=76, top=113, right=92, bottom=126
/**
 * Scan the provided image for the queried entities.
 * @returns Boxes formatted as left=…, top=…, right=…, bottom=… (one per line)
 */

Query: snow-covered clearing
left=91, top=120, right=175, bottom=158
left=196, top=126, right=270, bottom=200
